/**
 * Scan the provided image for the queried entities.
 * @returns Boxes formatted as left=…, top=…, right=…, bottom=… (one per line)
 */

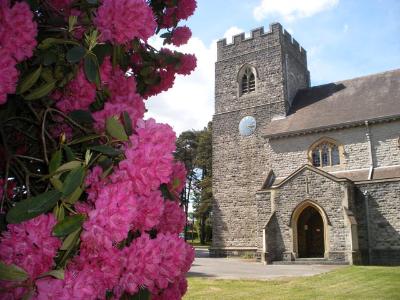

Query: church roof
left=264, top=68, right=400, bottom=138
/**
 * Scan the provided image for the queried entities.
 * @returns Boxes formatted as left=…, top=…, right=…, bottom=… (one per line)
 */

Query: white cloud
left=145, top=27, right=244, bottom=136
left=253, top=0, right=339, bottom=22
left=223, top=26, right=246, bottom=43
left=145, top=36, right=216, bottom=136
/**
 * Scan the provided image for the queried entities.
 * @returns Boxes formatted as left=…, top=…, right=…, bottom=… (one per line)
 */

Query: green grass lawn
left=185, top=266, right=400, bottom=300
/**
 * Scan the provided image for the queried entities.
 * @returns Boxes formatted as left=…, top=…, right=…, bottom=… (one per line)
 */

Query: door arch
left=290, top=200, right=330, bottom=258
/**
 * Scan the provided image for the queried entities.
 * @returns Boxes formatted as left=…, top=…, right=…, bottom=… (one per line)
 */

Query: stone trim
left=270, top=164, right=350, bottom=190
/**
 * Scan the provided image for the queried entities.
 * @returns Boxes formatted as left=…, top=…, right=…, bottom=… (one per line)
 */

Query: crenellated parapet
left=217, top=23, right=307, bottom=64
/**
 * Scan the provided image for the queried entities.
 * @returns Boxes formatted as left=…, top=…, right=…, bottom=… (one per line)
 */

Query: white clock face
left=239, top=116, right=257, bottom=136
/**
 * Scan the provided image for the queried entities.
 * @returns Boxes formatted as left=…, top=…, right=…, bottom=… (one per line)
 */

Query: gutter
left=364, top=121, right=374, bottom=180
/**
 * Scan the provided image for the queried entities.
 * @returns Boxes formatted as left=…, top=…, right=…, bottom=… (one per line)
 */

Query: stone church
left=211, top=23, right=400, bottom=265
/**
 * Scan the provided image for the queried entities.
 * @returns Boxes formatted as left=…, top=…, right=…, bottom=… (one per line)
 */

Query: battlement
left=217, top=23, right=307, bottom=62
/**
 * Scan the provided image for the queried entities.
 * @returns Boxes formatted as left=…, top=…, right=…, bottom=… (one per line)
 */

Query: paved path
left=188, top=248, right=344, bottom=280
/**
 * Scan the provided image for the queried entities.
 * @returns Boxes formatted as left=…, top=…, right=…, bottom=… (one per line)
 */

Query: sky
left=145, top=0, right=400, bottom=135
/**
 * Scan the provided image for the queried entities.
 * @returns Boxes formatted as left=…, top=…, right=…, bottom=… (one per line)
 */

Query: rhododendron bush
left=0, top=0, right=197, bottom=298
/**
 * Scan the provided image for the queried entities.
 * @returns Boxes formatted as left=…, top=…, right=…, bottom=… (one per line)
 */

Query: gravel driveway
left=188, top=248, right=344, bottom=280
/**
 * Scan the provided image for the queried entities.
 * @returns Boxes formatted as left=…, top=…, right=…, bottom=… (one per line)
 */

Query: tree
left=0, top=0, right=198, bottom=299
left=174, top=130, right=199, bottom=240
left=193, top=122, right=212, bottom=244
left=175, top=122, right=212, bottom=245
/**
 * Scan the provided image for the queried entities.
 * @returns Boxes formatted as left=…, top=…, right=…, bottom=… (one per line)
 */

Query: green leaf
left=50, top=177, right=63, bottom=191
left=106, top=117, right=128, bottom=141
left=62, top=166, right=85, bottom=196
left=86, top=0, right=98, bottom=4
left=53, top=214, right=85, bottom=237
left=49, top=150, right=62, bottom=174
left=160, top=183, right=174, bottom=200
left=0, top=262, right=29, bottom=282
left=38, top=38, right=80, bottom=50
left=43, top=51, right=57, bottom=66
left=160, top=32, right=172, bottom=39
left=92, top=44, right=112, bottom=65
left=56, top=161, right=83, bottom=174
left=131, top=289, right=151, bottom=300
left=68, top=110, right=94, bottom=125
left=38, top=269, right=65, bottom=280
left=65, top=187, right=83, bottom=204
left=23, top=81, right=56, bottom=100
left=62, top=145, right=76, bottom=161
left=17, top=65, right=42, bottom=94
left=66, top=46, right=86, bottom=63
left=60, top=228, right=81, bottom=250
left=89, top=145, right=122, bottom=157
left=122, top=112, right=133, bottom=136
left=68, top=134, right=102, bottom=146
left=140, top=66, right=155, bottom=76
left=84, top=52, right=99, bottom=83
left=6, top=190, right=62, bottom=224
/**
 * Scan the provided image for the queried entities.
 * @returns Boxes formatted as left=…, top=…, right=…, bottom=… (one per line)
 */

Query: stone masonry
left=211, top=22, right=400, bottom=265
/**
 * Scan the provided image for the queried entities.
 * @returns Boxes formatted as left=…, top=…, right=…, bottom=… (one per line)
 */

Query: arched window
left=240, top=68, right=256, bottom=95
left=309, top=138, right=342, bottom=167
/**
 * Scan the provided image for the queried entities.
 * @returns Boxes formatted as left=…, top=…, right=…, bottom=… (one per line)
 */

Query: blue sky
left=146, top=0, right=400, bottom=134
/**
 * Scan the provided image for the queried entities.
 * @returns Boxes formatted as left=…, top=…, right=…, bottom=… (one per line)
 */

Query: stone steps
left=272, top=258, right=348, bottom=265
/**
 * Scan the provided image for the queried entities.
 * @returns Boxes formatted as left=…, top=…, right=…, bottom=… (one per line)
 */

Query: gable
left=270, top=164, right=350, bottom=189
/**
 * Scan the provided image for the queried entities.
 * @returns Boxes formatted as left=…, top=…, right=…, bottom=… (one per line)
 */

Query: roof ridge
left=301, top=67, right=400, bottom=91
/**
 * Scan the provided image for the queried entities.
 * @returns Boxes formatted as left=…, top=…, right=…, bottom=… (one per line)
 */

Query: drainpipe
left=364, top=121, right=374, bottom=180
left=362, top=190, right=373, bottom=264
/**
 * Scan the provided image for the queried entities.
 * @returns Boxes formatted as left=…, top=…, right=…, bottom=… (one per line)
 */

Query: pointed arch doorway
left=291, top=201, right=329, bottom=259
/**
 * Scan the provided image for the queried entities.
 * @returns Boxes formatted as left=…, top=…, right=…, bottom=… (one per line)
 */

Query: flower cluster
left=169, top=26, right=192, bottom=47
left=53, top=67, right=97, bottom=113
left=0, top=1, right=37, bottom=104
left=0, top=0, right=197, bottom=298
left=95, top=0, right=157, bottom=44
left=0, top=214, right=61, bottom=299
left=161, top=0, right=197, bottom=28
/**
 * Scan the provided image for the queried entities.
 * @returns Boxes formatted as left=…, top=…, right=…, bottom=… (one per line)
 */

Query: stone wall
left=356, top=181, right=400, bottom=265
left=266, top=121, right=400, bottom=178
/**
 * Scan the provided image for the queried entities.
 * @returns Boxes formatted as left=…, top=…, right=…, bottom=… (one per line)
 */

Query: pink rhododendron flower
left=94, top=62, right=145, bottom=131
left=0, top=214, right=61, bottom=279
left=118, top=233, right=195, bottom=294
left=176, top=53, right=197, bottom=75
left=34, top=277, right=65, bottom=300
left=0, top=1, right=37, bottom=62
left=144, top=68, right=176, bottom=98
left=152, top=276, right=188, bottom=300
left=112, top=119, right=176, bottom=195
left=168, top=162, right=187, bottom=198
left=161, top=8, right=176, bottom=28
left=176, top=0, right=197, bottom=20
left=170, top=26, right=192, bottom=46
left=99, top=56, right=113, bottom=85
left=0, top=50, right=18, bottom=105
left=95, top=0, right=157, bottom=44
left=157, top=200, right=186, bottom=234
left=53, top=67, right=96, bottom=113
left=92, top=100, right=145, bottom=132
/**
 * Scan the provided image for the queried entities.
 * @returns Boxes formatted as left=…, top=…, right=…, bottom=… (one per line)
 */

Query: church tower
left=211, top=23, right=310, bottom=257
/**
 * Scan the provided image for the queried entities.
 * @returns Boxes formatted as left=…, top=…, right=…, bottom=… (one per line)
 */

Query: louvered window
left=241, top=68, right=256, bottom=95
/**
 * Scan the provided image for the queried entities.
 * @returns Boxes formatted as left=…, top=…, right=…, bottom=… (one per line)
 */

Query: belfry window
left=310, top=140, right=341, bottom=167
left=241, top=68, right=256, bottom=95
